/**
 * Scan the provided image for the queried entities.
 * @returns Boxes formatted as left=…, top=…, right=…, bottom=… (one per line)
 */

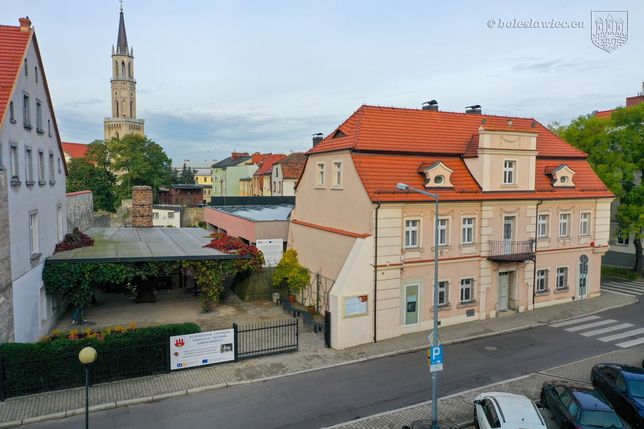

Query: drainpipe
left=373, top=202, right=381, bottom=343
left=532, top=200, right=543, bottom=309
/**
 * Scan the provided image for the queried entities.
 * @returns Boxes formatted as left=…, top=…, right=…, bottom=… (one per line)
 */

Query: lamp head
left=78, top=346, right=97, bottom=365
left=396, top=183, right=409, bottom=191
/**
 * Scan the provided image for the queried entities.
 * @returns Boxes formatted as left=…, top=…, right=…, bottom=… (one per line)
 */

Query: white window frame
left=404, top=218, right=420, bottom=249
left=25, top=146, right=34, bottom=185
left=537, top=214, right=549, bottom=238
left=556, top=267, right=568, bottom=290
left=332, top=160, right=343, bottom=188
left=461, top=217, right=475, bottom=244
left=437, top=218, right=449, bottom=246
left=29, top=211, right=39, bottom=256
left=10, top=143, right=19, bottom=182
left=616, top=232, right=629, bottom=246
left=23, top=93, right=31, bottom=128
left=559, top=213, right=571, bottom=237
left=48, top=151, right=55, bottom=184
left=316, top=162, right=325, bottom=187
left=38, top=150, right=45, bottom=185
left=167, top=211, right=175, bottom=219
left=503, top=159, right=516, bottom=185
left=579, top=212, right=591, bottom=236
left=437, top=280, right=449, bottom=306
left=536, top=269, right=549, bottom=292
left=460, top=277, right=475, bottom=303
left=36, top=99, right=43, bottom=133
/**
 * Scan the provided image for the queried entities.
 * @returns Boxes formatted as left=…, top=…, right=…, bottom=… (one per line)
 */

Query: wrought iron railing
left=234, top=319, right=298, bottom=360
left=487, top=240, right=536, bottom=259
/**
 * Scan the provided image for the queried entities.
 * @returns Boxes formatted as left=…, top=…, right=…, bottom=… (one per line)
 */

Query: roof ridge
left=360, top=104, right=538, bottom=121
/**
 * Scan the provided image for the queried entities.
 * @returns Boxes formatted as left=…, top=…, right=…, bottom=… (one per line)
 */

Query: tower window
left=121, top=61, right=126, bottom=77
left=128, top=62, right=132, bottom=78
left=115, top=101, right=119, bottom=117
left=130, top=100, right=133, bottom=116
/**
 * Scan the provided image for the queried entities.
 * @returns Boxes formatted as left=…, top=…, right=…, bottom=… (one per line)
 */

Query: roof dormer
left=419, top=161, right=454, bottom=188
left=546, top=164, right=576, bottom=188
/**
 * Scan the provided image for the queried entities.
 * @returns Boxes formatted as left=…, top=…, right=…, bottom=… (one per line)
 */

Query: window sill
left=49, top=180, right=56, bottom=186
left=26, top=180, right=35, bottom=187
left=459, top=242, right=476, bottom=248
left=330, top=186, right=343, bottom=190
left=38, top=180, right=46, bottom=186
left=501, top=183, right=518, bottom=188
left=554, top=287, right=569, bottom=294
left=457, top=300, right=477, bottom=309
left=9, top=119, right=16, bottom=124
left=537, top=236, right=550, bottom=240
left=30, top=253, right=41, bottom=263
left=36, top=128, right=44, bottom=135
left=535, top=289, right=550, bottom=296
left=314, top=185, right=326, bottom=190
left=23, top=124, right=32, bottom=130
left=430, top=304, right=451, bottom=312
left=10, top=178, right=21, bottom=187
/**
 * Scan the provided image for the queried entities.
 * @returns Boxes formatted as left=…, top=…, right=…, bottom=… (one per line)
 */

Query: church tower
left=104, top=4, right=144, bottom=141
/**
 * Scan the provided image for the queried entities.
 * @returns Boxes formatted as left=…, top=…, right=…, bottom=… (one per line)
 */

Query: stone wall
left=132, top=186, right=153, bottom=228
left=181, top=207, right=204, bottom=227
left=0, top=170, right=15, bottom=342
left=66, top=190, right=94, bottom=232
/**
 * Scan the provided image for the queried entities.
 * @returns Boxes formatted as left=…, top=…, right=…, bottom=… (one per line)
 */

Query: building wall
left=212, top=167, right=224, bottom=197
left=181, top=207, right=204, bottom=227
left=152, top=208, right=180, bottom=227
left=282, top=179, right=296, bottom=196
left=0, top=169, right=14, bottom=342
left=225, top=164, right=257, bottom=196
left=66, top=190, right=93, bottom=232
left=2, top=38, right=68, bottom=342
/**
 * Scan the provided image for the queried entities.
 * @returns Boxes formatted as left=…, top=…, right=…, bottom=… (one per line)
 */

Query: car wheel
left=473, top=407, right=480, bottom=429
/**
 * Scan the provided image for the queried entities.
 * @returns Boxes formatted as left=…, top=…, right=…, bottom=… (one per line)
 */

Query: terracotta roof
left=352, top=153, right=613, bottom=202
left=309, top=105, right=587, bottom=158
left=253, top=154, right=286, bottom=176
left=0, top=24, right=30, bottom=128
left=277, top=152, right=307, bottom=179
left=593, top=109, right=615, bottom=119
left=62, top=142, right=89, bottom=159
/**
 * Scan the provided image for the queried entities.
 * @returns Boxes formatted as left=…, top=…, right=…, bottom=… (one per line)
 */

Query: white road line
left=598, top=327, right=644, bottom=342
left=604, top=282, right=644, bottom=292
left=551, top=315, right=601, bottom=328
left=602, top=285, right=643, bottom=295
left=615, top=337, right=644, bottom=348
left=616, top=281, right=644, bottom=287
left=581, top=323, right=634, bottom=337
left=565, top=319, right=617, bottom=332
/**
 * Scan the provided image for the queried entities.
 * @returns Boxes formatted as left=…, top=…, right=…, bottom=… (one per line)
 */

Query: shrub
left=0, top=323, right=201, bottom=398
left=272, top=249, right=309, bottom=294
left=54, top=227, right=94, bottom=253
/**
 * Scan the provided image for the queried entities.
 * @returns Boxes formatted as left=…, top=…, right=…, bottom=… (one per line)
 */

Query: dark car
left=540, top=382, right=624, bottom=429
left=591, top=363, right=644, bottom=427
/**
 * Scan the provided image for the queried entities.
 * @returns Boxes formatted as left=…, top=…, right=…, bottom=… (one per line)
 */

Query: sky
left=2, top=1, right=642, bottom=165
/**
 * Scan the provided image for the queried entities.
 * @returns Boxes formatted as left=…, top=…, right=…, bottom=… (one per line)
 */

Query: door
left=404, top=284, right=419, bottom=325
left=578, top=255, right=589, bottom=297
left=498, top=272, right=509, bottom=311
left=503, top=217, right=514, bottom=254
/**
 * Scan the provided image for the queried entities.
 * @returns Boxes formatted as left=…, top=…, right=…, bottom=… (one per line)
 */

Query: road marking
left=601, top=285, right=643, bottom=296
left=615, top=337, right=644, bottom=348
left=551, top=315, right=601, bottom=328
left=580, top=323, right=634, bottom=337
left=604, top=282, right=644, bottom=293
left=565, top=319, right=617, bottom=332
left=598, top=327, right=644, bottom=342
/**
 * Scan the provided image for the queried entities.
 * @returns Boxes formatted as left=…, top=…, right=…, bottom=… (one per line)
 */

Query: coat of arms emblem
left=591, top=11, right=628, bottom=53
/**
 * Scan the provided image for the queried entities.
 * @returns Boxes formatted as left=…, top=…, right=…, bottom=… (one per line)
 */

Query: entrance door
left=404, top=284, right=419, bottom=325
left=498, top=272, right=510, bottom=311
left=579, top=255, right=589, bottom=297
left=503, top=217, right=515, bottom=254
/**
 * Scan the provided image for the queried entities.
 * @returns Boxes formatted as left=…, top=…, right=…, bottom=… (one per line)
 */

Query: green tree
left=66, top=141, right=117, bottom=212
left=176, top=163, right=196, bottom=184
left=107, top=134, right=174, bottom=202
left=554, top=104, right=643, bottom=271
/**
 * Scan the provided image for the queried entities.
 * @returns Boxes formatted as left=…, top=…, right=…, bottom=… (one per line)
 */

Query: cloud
left=512, top=58, right=604, bottom=73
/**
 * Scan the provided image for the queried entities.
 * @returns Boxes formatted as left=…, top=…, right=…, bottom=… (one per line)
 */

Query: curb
left=1, top=296, right=636, bottom=428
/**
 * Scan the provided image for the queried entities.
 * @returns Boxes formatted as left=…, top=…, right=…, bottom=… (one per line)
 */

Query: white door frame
left=497, top=271, right=510, bottom=311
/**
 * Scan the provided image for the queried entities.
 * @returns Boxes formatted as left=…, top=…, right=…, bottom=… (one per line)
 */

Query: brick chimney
left=131, top=186, right=153, bottom=228
left=231, top=151, right=249, bottom=161
left=19, top=17, right=31, bottom=32
left=626, top=82, right=644, bottom=107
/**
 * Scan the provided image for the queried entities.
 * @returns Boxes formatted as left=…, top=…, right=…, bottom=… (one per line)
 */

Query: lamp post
left=396, top=183, right=440, bottom=429
left=78, top=346, right=97, bottom=429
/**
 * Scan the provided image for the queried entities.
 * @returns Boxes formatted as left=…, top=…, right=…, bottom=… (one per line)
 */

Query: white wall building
left=153, top=205, right=181, bottom=228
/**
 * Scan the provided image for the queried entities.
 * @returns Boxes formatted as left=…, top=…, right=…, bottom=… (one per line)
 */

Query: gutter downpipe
left=374, top=202, right=381, bottom=343
left=532, top=200, right=543, bottom=309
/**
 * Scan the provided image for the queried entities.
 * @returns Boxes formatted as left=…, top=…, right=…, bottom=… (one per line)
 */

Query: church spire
left=116, top=3, right=128, bottom=55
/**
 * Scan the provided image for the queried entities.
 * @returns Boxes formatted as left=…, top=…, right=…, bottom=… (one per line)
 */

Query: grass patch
left=602, top=266, right=641, bottom=281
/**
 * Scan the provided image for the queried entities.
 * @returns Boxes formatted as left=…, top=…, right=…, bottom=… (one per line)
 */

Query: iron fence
left=301, top=271, right=335, bottom=314
left=233, top=319, right=298, bottom=360
left=487, top=240, right=535, bottom=259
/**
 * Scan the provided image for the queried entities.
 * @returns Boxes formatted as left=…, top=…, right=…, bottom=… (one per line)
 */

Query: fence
left=233, top=319, right=298, bottom=360
left=301, top=271, right=335, bottom=314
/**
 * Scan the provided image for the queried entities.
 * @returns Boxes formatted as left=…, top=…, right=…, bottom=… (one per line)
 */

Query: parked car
left=473, top=392, right=546, bottom=429
left=540, top=382, right=625, bottom=429
left=591, top=363, right=644, bottom=427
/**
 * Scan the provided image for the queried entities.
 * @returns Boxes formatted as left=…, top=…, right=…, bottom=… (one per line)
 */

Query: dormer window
left=420, top=161, right=453, bottom=188
left=546, top=164, right=576, bottom=188
left=503, top=160, right=516, bottom=185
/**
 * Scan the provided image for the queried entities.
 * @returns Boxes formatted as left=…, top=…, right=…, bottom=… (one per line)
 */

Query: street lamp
left=78, top=346, right=97, bottom=429
left=396, top=183, right=441, bottom=429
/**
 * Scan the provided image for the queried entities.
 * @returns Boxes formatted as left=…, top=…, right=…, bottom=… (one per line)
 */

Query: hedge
left=0, top=322, right=201, bottom=398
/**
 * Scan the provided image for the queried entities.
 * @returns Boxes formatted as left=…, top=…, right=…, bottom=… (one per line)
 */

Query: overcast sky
left=2, top=1, right=642, bottom=164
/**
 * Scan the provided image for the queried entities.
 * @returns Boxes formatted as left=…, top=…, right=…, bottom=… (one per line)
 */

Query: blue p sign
left=430, top=345, right=443, bottom=365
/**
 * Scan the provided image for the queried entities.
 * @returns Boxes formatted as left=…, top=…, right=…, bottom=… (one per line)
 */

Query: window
left=616, top=232, right=629, bottom=245
left=36, top=100, right=43, bottom=133
left=23, top=94, right=31, bottom=128
left=25, top=147, right=34, bottom=185
left=437, top=281, right=449, bottom=306
left=461, top=217, right=474, bottom=244
left=404, top=219, right=419, bottom=248
left=167, top=211, right=175, bottom=219
left=503, top=160, right=516, bottom=185
left=153, top=212, right=160, bottom=219
left=332, top=161, right=342, bottom=187
left=38, top=150, right=45, bottom=185
left=9, top=101, right=15, bottom=123
left=460, top=278, right=474, bottom=303
left=29, top=212, right=39, bottom=256
left=434, top=175, right=444, bottom=185
left=35, top=66, right=38, bottom=83
left=537, top=214, right=549, bottom=238
left=316, top=163, right=325, bottom=186
left=48, top=152, right=55, bottom=184
left=47, top=119, right=51, bottom=137
left=438, top=218, right=449, bottom=246
left=556, top=267, right=568, bottom=289
left=57, top=157, right=61, bottom=174
left=559, top=213, right=571, bottom=237
left=536, top=269, right=549, bottom=292
left=10, top=143, right=19, bottom=184
left=24, top=58, right=28, bottom=75
left=580, top=212, right=590, bottom=236
left=560, top=176, right=568, bottom=184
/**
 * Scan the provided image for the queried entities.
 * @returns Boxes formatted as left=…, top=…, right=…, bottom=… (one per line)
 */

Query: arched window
left=128, top=62, right=132, bottom=78
left=122, top=101, right=126, bottom=117
left=114, top=60, right=118, bottom=77
left=579, top=255, right=589, bottom=297
left=129, top=100, right=133, bottom=117
left=115, top=101, right=119, bottom=117
left=121, top=61, right=126, bottom=77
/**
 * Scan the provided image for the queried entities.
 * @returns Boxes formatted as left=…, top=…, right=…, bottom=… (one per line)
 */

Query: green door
left=405, top=284, right=419, bottom=325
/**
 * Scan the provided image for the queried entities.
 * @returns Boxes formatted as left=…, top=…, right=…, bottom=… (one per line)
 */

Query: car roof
left=570, top=388, right=612, bottom=411
left=597, top=363, right=644, bottom=381
left=483, top=393, right=543, bottom=424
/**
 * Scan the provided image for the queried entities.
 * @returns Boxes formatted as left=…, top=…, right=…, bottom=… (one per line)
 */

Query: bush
left=272, top=249, right=309, bottom=294
left=0, top=322, right=200, bottom=398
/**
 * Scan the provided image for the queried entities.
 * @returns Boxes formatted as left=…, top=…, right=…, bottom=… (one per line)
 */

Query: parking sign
left=428, top=345, right=443, bottom=372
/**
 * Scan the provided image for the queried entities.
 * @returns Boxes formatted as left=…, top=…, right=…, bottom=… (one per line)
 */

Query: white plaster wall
left=152, top=209, right=181, bottom=227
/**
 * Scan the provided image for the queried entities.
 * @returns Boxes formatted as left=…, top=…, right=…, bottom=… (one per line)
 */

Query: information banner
left=170, top=329, right=235, bottom=370
left=256, top=239, right=284, bottom=267
left=343, top=295, right=368, bottom=317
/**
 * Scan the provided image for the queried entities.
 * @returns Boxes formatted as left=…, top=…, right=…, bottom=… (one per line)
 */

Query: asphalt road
left=23, top=299, right=644, bottom=429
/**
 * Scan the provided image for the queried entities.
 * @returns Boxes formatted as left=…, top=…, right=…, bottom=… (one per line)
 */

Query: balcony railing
left=487, top=240, right=536, bottom=262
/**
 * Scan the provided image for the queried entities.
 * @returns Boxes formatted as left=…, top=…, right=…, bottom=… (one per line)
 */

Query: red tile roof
left=62, top=142, right=89, bottom=159
left=309, top=105, right=587, bottom=158
left=0, top=24, right=30, bottom=127
left=593, top=109, right=615, bottom=119
left=253, top=154, right=286, bottom=176
left=278, top=152, right=307, bottom=179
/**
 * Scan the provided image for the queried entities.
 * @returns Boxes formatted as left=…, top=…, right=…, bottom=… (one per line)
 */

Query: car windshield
left=579, top=411, right=623, bottom=428
left=627, top=380, right=644, bottom=398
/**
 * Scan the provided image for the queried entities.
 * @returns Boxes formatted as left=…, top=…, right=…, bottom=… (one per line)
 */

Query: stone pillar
left=131, top=185, right=153, bottom=228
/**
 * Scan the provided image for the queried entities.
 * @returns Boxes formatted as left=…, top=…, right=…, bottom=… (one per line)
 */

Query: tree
left=106, top=134, right=174, bottom=203
left=174, top=163, right=196, bottom=184
left=66, top=141, right=117, bottom=212
left=554, top=104, right=643, bottom=271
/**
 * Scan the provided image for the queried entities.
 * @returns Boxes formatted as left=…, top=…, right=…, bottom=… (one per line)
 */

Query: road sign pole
left=431, top=196, right=440, bottom=429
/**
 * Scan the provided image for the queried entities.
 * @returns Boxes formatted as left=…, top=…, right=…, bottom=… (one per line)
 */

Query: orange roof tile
left=62, top=142, right=89, bottom=159
left=253, top=154, right=286, bottom=176
left=0, top=24, right=30, bottom=128
left=309, top=105, right=587, bottom=158
left=593, top=109, right=615, bottom=119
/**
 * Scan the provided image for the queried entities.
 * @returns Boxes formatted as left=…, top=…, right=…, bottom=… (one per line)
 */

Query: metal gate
left=233, top=319, right=298, bottom=360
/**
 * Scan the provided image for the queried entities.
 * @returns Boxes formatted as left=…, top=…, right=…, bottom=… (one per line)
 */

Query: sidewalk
left=0, top=292, right=636, bottom=427
left=328, top=344, right=644, bottom=428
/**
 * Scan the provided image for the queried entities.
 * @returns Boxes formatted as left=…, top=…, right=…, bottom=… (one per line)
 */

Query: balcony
left=487, top=240, right=535, bottom=262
